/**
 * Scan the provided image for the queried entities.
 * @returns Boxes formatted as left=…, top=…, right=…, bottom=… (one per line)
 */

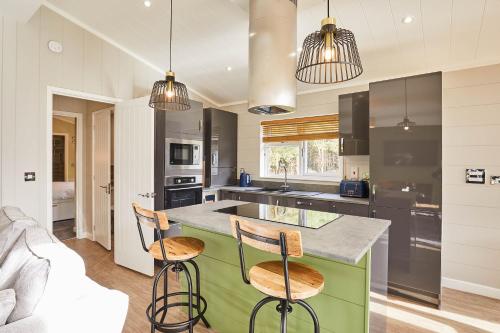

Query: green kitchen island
left=165, top=200, right=390, bottom=333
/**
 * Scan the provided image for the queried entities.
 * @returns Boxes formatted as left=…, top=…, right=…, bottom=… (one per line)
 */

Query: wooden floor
left=64, top=239, right=500, bottom=333
left=53, top=219, right=76, bottom=240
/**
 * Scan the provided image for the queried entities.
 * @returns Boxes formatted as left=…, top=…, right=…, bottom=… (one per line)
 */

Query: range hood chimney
left=248, top=0, right=297, bottom=115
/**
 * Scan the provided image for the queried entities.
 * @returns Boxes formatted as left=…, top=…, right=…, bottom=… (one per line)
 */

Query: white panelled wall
left=0, top=7, right=212, bottom=230
left=223, top=64, right=500, bottom=298
left=442, top=65, right=500, bottom=298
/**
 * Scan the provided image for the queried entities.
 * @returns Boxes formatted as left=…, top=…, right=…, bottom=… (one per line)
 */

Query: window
left=261, top=115, right=342, bottom=181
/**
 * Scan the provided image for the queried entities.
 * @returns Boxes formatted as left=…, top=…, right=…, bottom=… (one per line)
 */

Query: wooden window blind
left=261, top=114, right=339, bottom=143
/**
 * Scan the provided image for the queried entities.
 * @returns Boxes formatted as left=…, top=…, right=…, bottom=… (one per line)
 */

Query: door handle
left=340, top=138, right=344, bottom=153
left=100, top=183, right=112, bottom=194
left=138, top=192, right=156, bottom=198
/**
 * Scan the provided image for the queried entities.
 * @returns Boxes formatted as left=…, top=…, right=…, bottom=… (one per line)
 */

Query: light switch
left=466, top=169, right=485, bottom=184
left=24, top=172, right=36, bottom=181
left=491, top=176, right=500, bottom=185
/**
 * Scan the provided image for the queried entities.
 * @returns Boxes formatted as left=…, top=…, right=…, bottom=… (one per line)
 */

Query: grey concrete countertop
left=218, top=186, right=370, bottom=205
left=164, top=200, right=390, bottom=265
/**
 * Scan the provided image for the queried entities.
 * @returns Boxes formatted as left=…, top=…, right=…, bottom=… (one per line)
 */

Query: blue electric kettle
left=239, top=169, right=252, bottom=187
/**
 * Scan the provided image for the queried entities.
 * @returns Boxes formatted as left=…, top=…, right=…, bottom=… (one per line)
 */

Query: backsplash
left=343, top=156, right=370, bottom=180
left=251, top=180, right=340, bottom=194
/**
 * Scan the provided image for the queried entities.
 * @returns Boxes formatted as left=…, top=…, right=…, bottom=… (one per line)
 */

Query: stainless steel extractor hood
left=248, top=0, right=297, bottom=115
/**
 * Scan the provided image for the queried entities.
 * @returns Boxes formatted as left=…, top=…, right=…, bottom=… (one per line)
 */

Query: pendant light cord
left=327, top=0, right=330, bottom=17
left=404, top=79, right=408, bottom=117
left=169, top=0, right=173, bottom=71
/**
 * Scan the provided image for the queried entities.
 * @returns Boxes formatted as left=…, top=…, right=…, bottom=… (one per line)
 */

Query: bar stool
left=132, top=203, right=210, bottom=333
left=229, top=215, right=324, bottom=333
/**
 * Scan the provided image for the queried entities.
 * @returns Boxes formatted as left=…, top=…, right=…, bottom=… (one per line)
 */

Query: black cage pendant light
left=296, top=0, right=363, bottom=84
left=149, top=0, right=190, bottom=111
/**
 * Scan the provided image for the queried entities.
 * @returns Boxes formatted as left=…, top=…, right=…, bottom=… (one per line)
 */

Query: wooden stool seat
left=249, top=261, right=324, bottom=300
left=149, top=236, right=205, bottom=261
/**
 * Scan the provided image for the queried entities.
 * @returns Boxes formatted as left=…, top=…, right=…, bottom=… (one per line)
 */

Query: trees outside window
left=262, top=139, right=342, bottom=181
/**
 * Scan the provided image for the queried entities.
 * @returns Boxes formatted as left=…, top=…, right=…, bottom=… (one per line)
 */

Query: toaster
left=340, top=180, right=369, bottom=198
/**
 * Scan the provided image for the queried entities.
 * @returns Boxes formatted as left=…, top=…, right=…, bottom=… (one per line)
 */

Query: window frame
left=261, top=139, right=343, bottom=182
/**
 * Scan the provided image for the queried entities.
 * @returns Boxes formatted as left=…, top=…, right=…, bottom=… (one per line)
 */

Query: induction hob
left=215, top=203, right=342, bottom=229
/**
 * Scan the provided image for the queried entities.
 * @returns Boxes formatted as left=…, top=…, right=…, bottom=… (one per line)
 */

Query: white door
left=114, top=96, right=155, bottom=276
left=93, top=108, right=113, bottom=250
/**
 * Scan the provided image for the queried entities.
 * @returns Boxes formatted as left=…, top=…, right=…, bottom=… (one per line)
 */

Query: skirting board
left=80, top=231, right=94, bottom=241
left=443, top=277, right=500, bottom=300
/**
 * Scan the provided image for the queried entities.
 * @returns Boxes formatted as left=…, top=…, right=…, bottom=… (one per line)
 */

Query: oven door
left=164, top=186, right=203, bottom=209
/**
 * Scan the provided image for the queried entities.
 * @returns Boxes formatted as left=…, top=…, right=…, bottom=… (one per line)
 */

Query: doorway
left=52, top=113, right=79, bottom=240
left=49, top=91, right=115, bottom=248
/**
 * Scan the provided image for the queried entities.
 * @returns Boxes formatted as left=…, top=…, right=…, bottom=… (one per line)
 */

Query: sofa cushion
left=0, top=228, right=53, bottom=290
left=0, top=289, right=16, bottom=326
left=0, top=220, right=38, bottom=262
left=30, top=242, right=87, bottom=316
left=7, top=258, right=50, bottom=323
left=0, top=207, right=26, bottom=231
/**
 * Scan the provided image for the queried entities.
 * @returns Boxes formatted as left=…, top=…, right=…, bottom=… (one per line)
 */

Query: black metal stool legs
left=147, top=260, right=209, bottom=333
left=249, top=297, right=320, bottom=333
left=297, top=300, right=320, bottom=333
left=187, top=259, right=211, bottom=328
left=278, top=300, right=291, bottom=333
left=150, top=263, right=173, bottom=333
left=249, top=296, right=275, bottom=333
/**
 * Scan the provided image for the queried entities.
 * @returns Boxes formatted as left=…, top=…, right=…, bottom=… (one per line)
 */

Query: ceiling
left=45, top=0, right=500, bottom=106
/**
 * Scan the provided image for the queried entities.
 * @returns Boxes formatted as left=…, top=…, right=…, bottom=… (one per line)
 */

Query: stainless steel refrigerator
left=369, top=72, right=442, bottom=306
left=203, top=108, right=238, bottom=187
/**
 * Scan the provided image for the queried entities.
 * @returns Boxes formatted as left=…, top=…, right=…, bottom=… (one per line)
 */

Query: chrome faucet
left=279, top=158, right=291, bottom=192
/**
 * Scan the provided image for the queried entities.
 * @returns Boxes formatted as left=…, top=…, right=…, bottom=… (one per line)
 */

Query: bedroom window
left=261, top=115, right=342, bottom=181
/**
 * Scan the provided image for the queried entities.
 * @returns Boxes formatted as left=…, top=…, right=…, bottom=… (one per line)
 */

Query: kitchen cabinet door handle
left=340, top=138, right=344, bottom=153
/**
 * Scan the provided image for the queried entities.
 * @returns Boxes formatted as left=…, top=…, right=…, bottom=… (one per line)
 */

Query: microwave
left=166, top=138, right=203, bottom=169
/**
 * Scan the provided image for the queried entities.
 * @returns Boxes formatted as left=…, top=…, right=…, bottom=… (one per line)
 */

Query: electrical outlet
left=24, top=172, right=36, bottom=182
left=491, top=176, right=500, bottom=185
left=350, top=167, right=359, bottom=180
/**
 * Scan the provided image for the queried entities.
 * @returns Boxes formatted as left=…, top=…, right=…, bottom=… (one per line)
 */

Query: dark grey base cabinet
left=333, top=202, right=370, bottom=217
left=220, top=190, right=369, bottom=217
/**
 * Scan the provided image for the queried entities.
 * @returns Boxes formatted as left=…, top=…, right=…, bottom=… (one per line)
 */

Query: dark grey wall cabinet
left=339, top=91, right=369, bottom=156
left=154, top=100, right=203, bottom=210
left=369, top=72, right=442, bottom=306
left=204, top=108, right=238, bottom=187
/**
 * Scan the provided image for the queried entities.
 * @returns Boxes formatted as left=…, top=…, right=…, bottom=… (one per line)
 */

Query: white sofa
left=0, top=206, right=129, bottom=333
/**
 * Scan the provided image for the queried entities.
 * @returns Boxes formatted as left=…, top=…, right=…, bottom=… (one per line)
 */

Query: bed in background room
left=52, top=181, right=76, bottom=221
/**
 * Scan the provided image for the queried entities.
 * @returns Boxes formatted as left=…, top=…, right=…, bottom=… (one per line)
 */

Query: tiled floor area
left=64, top=239, right=500, bottom=333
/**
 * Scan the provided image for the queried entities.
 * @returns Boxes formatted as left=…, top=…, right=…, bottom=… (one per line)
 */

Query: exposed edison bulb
left=324, top=47, right=333, bottom=61
left=165, top=79, right=174, bottom=99
left=404, top=125, right=410, bottom=131
left=323, top=31, right=335, bottom=61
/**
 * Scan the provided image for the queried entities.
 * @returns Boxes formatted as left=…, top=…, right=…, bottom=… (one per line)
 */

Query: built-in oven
left=166, top=138, right=203, bottom=169
left=164, top=176, right=203, bottom=209
left=159, top=175, right=203, bottom=247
